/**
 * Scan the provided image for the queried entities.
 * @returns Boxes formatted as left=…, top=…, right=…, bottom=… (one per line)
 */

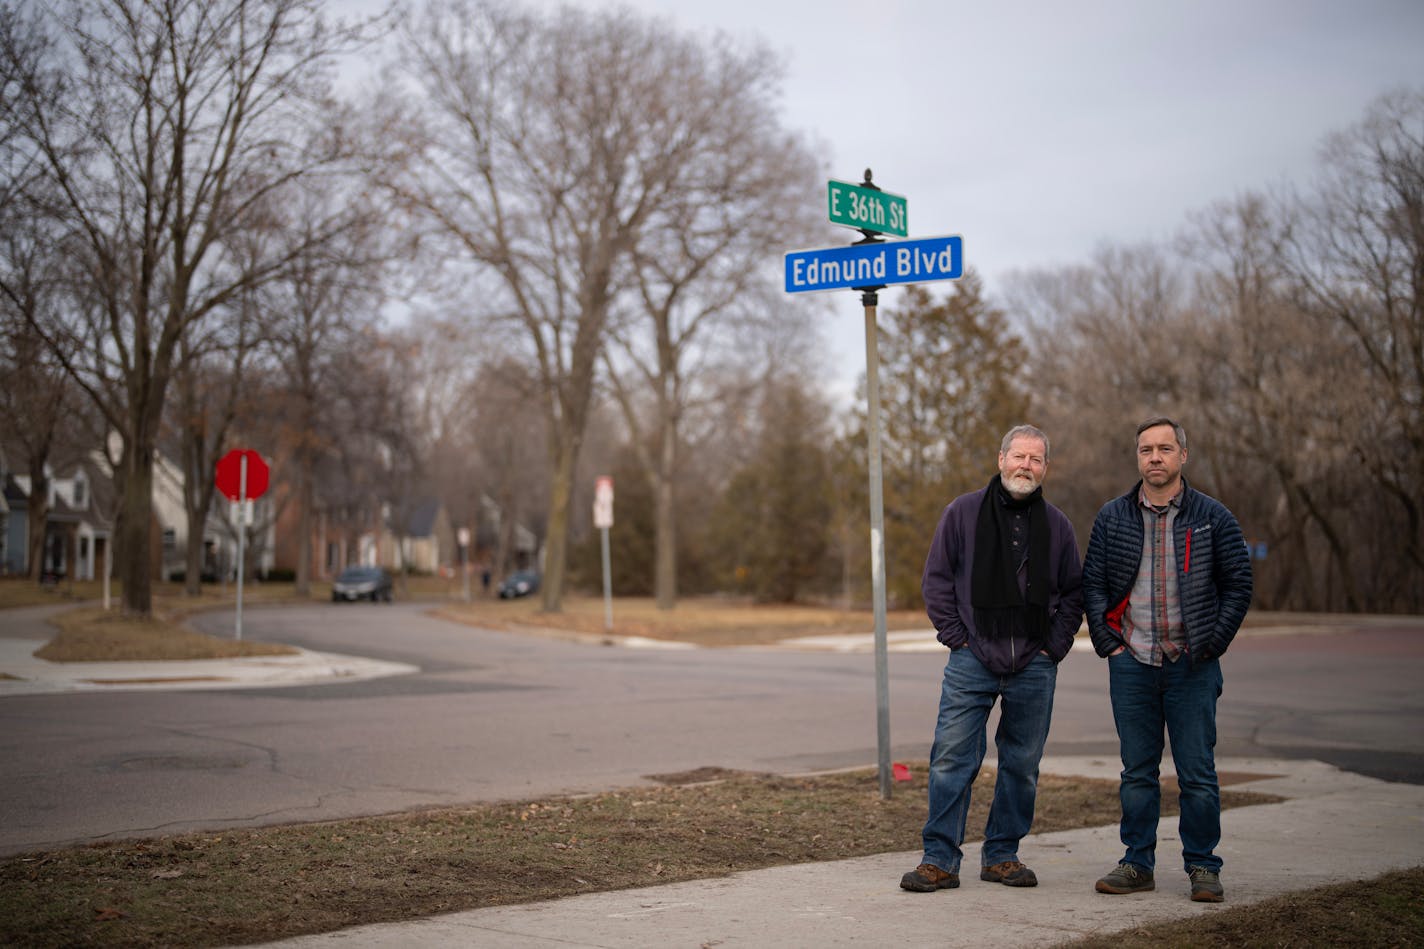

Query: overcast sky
left=552, top=0, right=1424, bottom=389
left=360, top=0, right=1424, bottom=393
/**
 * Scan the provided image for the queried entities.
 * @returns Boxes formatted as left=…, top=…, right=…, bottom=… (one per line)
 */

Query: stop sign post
left=216, top=449, right=270, bottom=640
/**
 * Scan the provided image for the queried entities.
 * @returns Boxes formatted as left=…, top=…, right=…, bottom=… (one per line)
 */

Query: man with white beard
left=901, top=425, right=1084, bottom=893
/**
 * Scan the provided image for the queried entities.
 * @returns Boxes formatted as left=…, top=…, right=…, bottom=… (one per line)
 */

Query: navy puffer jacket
left=1083, top=479, right=1253, bottom=665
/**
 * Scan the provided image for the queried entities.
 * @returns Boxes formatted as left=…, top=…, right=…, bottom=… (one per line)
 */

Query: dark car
left=332, top=565, right=393, bottom=603
left=497, top=570, right=540, bottom=599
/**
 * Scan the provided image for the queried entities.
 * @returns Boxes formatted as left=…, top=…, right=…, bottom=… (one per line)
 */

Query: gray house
left=0, top=448, right=113, bottom=580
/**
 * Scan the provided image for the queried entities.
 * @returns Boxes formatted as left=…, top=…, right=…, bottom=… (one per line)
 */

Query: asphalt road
left=1, top=603, right=1421, bottom=857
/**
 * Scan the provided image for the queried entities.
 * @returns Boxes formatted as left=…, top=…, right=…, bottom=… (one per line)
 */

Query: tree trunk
left=25, top=467, right=49, bottom=581
left=183, top=511, right=205, bottom=593
left=539, top=431, right=576, bottom=613
left=118, top=457, right=155, bottom=615
left=653, top=421, right=677, bottom=609
left=181, top=434, right=213, bottom=596
left=294, top=446, right=313, bottom=598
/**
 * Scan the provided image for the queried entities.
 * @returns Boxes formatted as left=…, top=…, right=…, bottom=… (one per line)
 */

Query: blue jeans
left=921, top=648, right=1057, bottom=872
left=1107, top=651, right=1224, bottom=873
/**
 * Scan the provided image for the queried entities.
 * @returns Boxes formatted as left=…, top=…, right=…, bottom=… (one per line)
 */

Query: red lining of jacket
left=1105, top=593, right=1129, bottom=633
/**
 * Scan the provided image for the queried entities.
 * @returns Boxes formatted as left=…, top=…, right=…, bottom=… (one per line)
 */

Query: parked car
left=497, top=570, right=540, bottom=599
left=332, top=565, right=393, bottom=603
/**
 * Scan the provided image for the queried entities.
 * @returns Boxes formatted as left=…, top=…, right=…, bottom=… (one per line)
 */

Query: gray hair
left=1135, top=416, right=1187, bottom=451
left=1000, top=424, right=1050, bottom=462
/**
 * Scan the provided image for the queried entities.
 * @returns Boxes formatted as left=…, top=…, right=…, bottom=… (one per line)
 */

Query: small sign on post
left=594, top=477, right=614, bottom=631
left=593, top=477, right=614, bottom=529
left=784, top=235, right=963, bottom=294
left=458, top=527, right=472, bottom=602
left=828, top=178, right=908, bottom=237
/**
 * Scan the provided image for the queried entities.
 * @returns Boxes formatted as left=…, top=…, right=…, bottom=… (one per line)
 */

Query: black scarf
left=971, top=475, right=1050, bottom=641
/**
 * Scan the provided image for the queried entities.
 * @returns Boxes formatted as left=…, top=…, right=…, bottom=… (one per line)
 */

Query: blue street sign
left=785, top=235, right=963, bottom=294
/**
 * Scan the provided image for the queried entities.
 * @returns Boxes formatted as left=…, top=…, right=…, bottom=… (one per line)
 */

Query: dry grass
left=0, top=577, right=319, bottom=614
left=1072, top=867, right=1424, bottom=948
left=0, top=576, right=108, bottom=608
left=434, top=594, right=932, bottom=647
left=0, top=765, right=1285, bottom=948
left=33, top=608, right=294, bottom=661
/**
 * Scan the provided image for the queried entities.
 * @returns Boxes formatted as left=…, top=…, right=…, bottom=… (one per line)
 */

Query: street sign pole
left=864, top=291, right=893, bottom=801
left=788, top=169, right=968, bottom=799
left=849, top=169, right=894, bottom=801
left=235, top=454, right=247, bottom=641
left=600, top=527, right=613, bottom=632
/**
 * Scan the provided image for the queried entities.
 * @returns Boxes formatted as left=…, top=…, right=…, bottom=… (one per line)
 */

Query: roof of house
left=404, top=498, right=442, bottom=538
left=3, top=473, right=27, bottom=507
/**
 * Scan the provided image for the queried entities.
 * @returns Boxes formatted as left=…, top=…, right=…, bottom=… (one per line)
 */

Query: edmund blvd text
left=784, top=235, right=963, bottom=293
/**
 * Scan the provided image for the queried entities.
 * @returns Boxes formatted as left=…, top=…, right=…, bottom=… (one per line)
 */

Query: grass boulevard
left=1, top=578, right=1421, bottom=946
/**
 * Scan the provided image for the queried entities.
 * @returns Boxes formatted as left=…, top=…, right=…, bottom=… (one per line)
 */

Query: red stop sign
left=215, top=449, right=270, bottom=501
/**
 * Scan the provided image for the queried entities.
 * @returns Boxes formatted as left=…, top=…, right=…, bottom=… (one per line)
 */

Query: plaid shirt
left=1121, top=487, right=1187, bottom=666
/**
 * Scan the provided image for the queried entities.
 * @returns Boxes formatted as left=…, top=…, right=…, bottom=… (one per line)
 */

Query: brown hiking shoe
left=900, top=862, right=960, bottom=892
left=980, top=860, right=1038, bottom=887
left=1095, top=862, right=1155, bottom=894
left=1189, top=866, right=1225, bottom=902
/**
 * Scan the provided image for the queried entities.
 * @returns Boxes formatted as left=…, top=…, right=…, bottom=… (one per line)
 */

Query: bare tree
left=264, top=181, right=388, bottom=596
left=1, top=0, right=382, bottom=614
left=170, top=305, right=260, bottom=593
left=383, top=1, right=814, bottom=611
left=1284, top=87, right=1424, bottom=610
left=0, top=230, right=76, bottom=578
left=601, top=56, right=823, bottom=609
left=0, top=4, right=69, bottom=579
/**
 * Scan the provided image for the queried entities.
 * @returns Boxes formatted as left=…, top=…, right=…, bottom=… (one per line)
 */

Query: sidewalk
left=241, top=755, right=1424, bottom=948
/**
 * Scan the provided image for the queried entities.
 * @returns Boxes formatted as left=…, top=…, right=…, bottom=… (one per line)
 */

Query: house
left=378, top=498, right=455, bottom=574
left=271, top=490, right=537, bottom=580
left=0, top=447, right=113, bottom=581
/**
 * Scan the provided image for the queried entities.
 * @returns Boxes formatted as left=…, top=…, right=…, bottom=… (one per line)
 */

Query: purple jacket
left=921, top=483, right=1084, bottom=674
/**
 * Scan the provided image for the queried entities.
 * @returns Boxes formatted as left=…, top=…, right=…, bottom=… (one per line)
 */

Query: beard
left=1001, top=472, right=1040, bottom=499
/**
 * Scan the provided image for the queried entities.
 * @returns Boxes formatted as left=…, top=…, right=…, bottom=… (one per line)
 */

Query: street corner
left=0, top=644, right=418, bottom=695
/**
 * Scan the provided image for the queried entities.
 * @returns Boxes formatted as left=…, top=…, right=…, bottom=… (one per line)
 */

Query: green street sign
left=827, top=179, right=908, bottom=238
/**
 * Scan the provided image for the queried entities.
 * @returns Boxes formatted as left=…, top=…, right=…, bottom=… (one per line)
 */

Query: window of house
left=73, top=476, right=87, bottom=507
left=162, top=528, right=176, bottom=551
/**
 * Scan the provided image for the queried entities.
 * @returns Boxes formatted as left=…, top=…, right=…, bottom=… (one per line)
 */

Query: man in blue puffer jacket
left=1083, top=417, right=1252, bottom=904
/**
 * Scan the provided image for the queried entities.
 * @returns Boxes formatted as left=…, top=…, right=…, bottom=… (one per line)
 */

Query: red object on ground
left=893, top=762, right=912, bottom=782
